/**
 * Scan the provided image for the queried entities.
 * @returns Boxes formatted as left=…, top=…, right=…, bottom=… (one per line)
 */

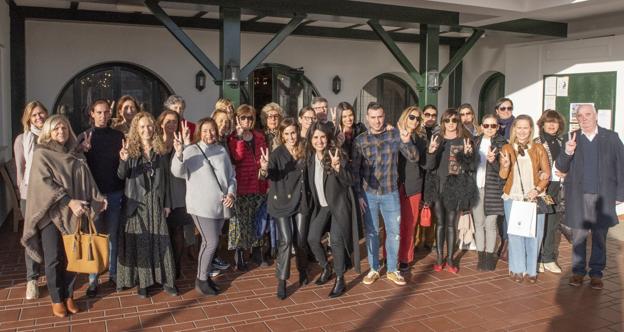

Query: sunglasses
left=423, top=113, right=436, bottom=118
left=482, top=124, right=499, bottom=129
left=408, top=114, right=421, bottom=121
left=460, top=112, right=472, bottom=116
left=498, top=106, right=513, bottom=111
left=239, top=115, right=254, bottom=121
left=443, top=118, right=459, bottom=123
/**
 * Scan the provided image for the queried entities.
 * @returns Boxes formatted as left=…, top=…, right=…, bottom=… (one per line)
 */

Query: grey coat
left=556, top=127, right=624, bottom=229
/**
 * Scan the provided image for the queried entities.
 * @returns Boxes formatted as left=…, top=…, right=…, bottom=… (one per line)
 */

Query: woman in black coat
left=305, top=121, right=360, bottom=298
left=260, top=118, right=310, bottom=300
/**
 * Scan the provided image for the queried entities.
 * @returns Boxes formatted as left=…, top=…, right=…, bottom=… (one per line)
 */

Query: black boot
left=235, top=249, right=247, bottom=271
left=207, top=277, right=221, bottom=293
left=277, top=279, right=287, bottom=300
left=195, top=278, right=217, bottom=296
left=486, top=252, right=497, bottom=271
left=260, top=246, right=270, bottom=267
left=477, top=251, right=485, bottom=271
left=299, top=270, right=309, bottom=286
left=315, top=265, right=333, bottom=285
left=251, top=247, right=262, bottom=265
left=329, top=276, right=346, bottom=298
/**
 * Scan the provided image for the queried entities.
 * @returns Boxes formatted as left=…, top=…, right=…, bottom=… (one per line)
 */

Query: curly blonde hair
left=126, top=112, right=168, bottom=158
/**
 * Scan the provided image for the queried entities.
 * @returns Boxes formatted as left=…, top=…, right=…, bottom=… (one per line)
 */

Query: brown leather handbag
left=62, top=214, right=109, bottom=274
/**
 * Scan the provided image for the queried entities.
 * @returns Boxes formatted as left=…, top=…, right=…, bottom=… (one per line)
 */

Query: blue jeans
left=89, top=191, right=123, bottom=284
left=503, top=198, right=545, bottom=277
left=364, top=191, right=401, bottom=273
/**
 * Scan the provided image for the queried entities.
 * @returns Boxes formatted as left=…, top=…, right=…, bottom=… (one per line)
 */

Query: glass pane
left=382, top=77, right=406, bottom=126
left=356, top=78, right=378, bottom=124
left=480, top=75, right=505, bottom=120
left=76, top=69, right=114, bottom=132
left=120, top=69, right=154, bottom=113
left=276, top=73, right=303, bottom=118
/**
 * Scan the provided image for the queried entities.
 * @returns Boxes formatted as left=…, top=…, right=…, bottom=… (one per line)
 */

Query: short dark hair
left=422, top=104, right=438, bottom=114
left=311, top=96, right=328, bottom=105
left=367, top=102, right=383, bottom=114
left=495, top=98, right=513, bottom=110
left=537, top=109, right=565, bottom=135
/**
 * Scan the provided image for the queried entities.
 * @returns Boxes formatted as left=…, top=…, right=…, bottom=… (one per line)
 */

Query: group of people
left=14, top=93, right=623, bottom=318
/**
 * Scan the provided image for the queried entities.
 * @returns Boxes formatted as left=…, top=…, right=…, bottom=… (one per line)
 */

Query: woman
left=14, top=101, right=48, bottom=300
left=499, top=115, right=550, bottom=283
left=156, top=110, right=194, bottom=279
left=471, top=114, right=507, bottom=271
left=259, top=118, right=310, bottom=299
left=334, top=102, right=367, bottom=160
left=117, top=112, right=178, bottom=297
left=458, top=103, right=480, bottom=137
left=298, top=106, right=317, bottom=139
left=215, top=98, right=235, bottom=126
left=212, top=109, right=232, bottom=148
left=171, top=118, right=236, bottom=295
left=424, top=109, right=478, bottom=274
left=262, top=102, right=285, bottom=152
left=396, top=106, right=428, bottom=271
left=21, top=114, right=106, bottom=317
left=305, top=121, right=358, bottom=298
left=111, top=95, right=140, bottom=134
left=227, top=105, right=269, bottom=270
left=535, top=110, right=566, bottom=274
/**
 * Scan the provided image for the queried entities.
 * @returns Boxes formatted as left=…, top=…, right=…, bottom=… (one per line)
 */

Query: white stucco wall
left=25, top=20, right=450, bottom=123
left=0, top=1, right=11, bottom=162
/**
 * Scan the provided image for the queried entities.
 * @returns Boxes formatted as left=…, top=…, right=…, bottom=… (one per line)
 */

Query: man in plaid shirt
left=352, top=102, right=418, bottom=286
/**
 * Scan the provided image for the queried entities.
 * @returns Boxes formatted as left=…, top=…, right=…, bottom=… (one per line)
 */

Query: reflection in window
left=355, top=74, right=418, bottom=126
left=478, top=72, right=505, bottom=121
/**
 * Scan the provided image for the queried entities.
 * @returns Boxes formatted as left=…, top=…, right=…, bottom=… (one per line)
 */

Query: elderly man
left=556, top=104, right=624, bottom=290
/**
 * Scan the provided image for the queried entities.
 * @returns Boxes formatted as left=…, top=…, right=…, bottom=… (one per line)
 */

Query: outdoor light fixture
left=427, top=69, right=441, bottom=91
left=332, top=75, right=341, bottom=94
left=195, top=70, right=206, bottom=91
left=225, top=63, right=240, bottom=87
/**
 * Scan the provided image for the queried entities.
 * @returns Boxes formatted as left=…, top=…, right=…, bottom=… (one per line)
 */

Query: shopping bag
left=420, top=205, right=432, bottom=227
left=62, top=214, right=109, bottom=274
left=507, top=200, right=537, bottom=238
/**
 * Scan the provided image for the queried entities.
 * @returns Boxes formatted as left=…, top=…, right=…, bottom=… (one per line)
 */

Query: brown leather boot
left=65, top=298, right=79, bottom=314
left=52, top=302, right=67, bottom=318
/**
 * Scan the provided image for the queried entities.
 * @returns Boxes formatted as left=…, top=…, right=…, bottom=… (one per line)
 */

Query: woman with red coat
left=228, top=104, right=269, bottom=270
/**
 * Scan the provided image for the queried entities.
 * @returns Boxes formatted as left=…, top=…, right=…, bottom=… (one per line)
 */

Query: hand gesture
left=181, top=120, right=191, bottom=145
left=398, top=122, right=411, bottom=143
left=101, top=198, right=108, bottom=212
left=68, top=199, right=89, bottom=217
left=235, top=123, right=244, bottom=137
left=329, top=148, right=341, bottom=172
left=463, top=138, right=473, bottom=155
left=223, top=193, right=235, bottom=208
left=119, top=139, right=129, bottom=161
left=500, top=151, right=511, bottom=168
left=260, top=147, right=269, bottom=171
left=81, top=131, right=92, bottom=152
left=329, top=107, right=337, bottom=124
left=565, top=132, right=577, bottom=155
left=428, top=135, right=440, bottom=154
left=486, top=146, right=497, bottom=163
left=527, top=189, right=539, bottom=201
left=173, top=132, right=184, bottom=155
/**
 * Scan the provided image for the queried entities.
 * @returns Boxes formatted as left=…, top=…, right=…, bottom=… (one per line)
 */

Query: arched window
left=354, top=74, right=418, bottom=126
left=54, top=62, right=173, bottom=133
left=478, top=72, right=505, bottom=121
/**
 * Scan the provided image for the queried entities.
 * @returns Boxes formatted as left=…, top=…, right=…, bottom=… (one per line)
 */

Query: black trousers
left=167, top=207, right=194, bottom=278
left=275, top=213, right=308, bottom=280
left=307, top=207, right=348, bottom=277
left=41, top=222, right=77, bottom=303
left=433, top=199, right=458, bottom=265
left=540, top=212, right=561, bottom=263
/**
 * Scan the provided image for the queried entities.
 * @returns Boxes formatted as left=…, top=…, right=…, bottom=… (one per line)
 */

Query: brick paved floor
left=0, top=223, right=622, bottom=332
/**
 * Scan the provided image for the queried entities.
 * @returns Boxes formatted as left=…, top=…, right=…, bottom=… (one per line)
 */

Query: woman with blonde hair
left=499, top=115, right=550, bottom=283
left=117, top=112, right=178, bottom=297
left=14, top=100, right=49, bottom=300
left=215, top=98, right=235, bottom=124
left=212, top=109, right=232, bottom=148
left=261, top=102, right=285, bottom=151
left=111, top=95, right=140, bottom=134
left=21, top=114, right=106, bottom=317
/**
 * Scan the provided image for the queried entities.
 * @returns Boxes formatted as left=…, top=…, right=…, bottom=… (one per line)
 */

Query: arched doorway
left=478, top=72, right=505, bottom=121
left=245, top=63, right=319, bottom=119
left=54, top=62, right=173, bottom=133
left=354, top=73, right=418, bottom=126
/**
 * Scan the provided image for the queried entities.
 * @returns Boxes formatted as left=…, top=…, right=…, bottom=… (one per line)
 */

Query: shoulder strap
left=196, top=143, right=225, bottom=195
left=513, top=149, right=526, bottom=195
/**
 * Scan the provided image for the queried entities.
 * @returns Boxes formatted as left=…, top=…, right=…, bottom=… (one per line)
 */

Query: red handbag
left=420, top=205, right=432, bottom=227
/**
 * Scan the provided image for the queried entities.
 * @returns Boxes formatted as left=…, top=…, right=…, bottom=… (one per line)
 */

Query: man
left=78, top=100, right=125, bottom=297
left=495, top=98, right=514, bottom=140
left=556, top=104, right=624, bottom=290
left=422, top=104, right=440, bottom=140
left=352, top=102, right=417, bottom=286
left=311, top=96, right=330, bottom=124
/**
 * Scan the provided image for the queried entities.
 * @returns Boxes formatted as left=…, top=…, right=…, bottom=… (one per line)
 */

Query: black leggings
left=433, top=199, right=459, bottom=265
left=275, top=213, right=308, bottom=280
left=307, top=207, right=348, bottom=277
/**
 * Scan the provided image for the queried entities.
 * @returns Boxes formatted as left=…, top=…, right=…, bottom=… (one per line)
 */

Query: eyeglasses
left=460, top=112, right=473, bottom=117
left=302, top=116, right=317, bottom=122
left=408, top=114, right=421, bottom=121
left=239, top=115, right=254, bottom=121
left=423, top=113, right=437, bottom=118
left=443, top=118, right=459, bottom=123
left=482, top=123, right=499, bottom=129
left=498, top=106, right=513, bottom=111
left=313, top=106, right=328, bottom=110
left=267, top=115, right=280, bottom=120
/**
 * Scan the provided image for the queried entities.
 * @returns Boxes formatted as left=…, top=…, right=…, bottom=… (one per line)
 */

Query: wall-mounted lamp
left=427, top=69, right=441, bottom=92
left=195, top=70, right=206, bottom=91
left=332, top=75, right=341, bottom=94
left=225, top=63, right=240, bottom=87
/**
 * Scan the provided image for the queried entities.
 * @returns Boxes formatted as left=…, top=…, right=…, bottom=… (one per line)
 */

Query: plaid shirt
left=352, top=128, right=419, bottom=196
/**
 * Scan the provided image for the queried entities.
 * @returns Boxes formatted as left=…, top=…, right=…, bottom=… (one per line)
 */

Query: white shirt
left=314, top=156, right=328, bottom=207
left=581, top=126, right=598, bottom=142
left=476, top=137, right=491, bottom=188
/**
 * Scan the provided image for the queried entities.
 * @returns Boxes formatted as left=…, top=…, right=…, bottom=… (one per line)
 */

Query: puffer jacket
left=228, top=130, right=268, bottom=195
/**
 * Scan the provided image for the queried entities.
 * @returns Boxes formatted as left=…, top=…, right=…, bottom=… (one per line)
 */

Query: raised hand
left=329, top=107, right=337, bottom=124
left=463, top=138, right=473, bottom=155
left=397, top=121, right=411, bottom=143
left=181, top=120, right=191, bottom=145
left=119, top=139, right=129, bottom=161
left=428, top=135, right=440, bottom=154
left=81, top=131, right=93, bottom=152
left=260, top=147, right=269, bottom=171
left=235, top=123, right=244, bottom=137
left=329, top=148, right=341, bottom=171
left=173, top=132, right=184, bottom=155
left=487, top=146, right=497, bottom=163
left=500, top=151, right=511, bottom=168
left=565, top=132, right=577, bottom=155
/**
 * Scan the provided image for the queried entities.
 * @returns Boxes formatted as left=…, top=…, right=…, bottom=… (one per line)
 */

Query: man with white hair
left=556, top=104, right=624, bottom=290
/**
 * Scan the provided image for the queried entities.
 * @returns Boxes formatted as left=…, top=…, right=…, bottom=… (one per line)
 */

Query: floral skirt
left=228, top=194, right=266, bottom=250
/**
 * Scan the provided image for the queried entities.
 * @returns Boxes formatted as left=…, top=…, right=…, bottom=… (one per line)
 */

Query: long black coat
left=306, top=156, right=361, bottom=274
left=472, top=134, right=507, bottom=216
left=556, top=127, right=624, bottom=229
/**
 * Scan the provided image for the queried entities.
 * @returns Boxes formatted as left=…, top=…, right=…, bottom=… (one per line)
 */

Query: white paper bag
left=507, top=200, right=537, bottom=238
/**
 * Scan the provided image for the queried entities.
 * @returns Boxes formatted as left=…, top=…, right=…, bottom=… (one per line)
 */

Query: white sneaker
left=538, top=263, right=545, bottom=273
left=387, top=271, right=407, bottom=286
left=363, top=270, right=380, bottom=285
left=544, top=262, right=562, bottom=274
left=25, top=280, right=39, bottom=300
